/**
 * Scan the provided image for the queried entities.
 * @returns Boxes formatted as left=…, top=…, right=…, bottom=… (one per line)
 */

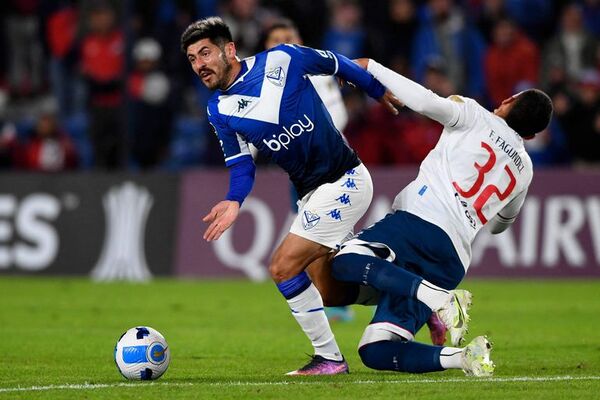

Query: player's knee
left=359, top=342, right=415, bottom=372
left=268, top=257, right=290, bottom=282
left=331, top=253, right=364, bottom=282
left=331, top=254, right=349, bottom=281
left=358, top=342, right=387, bottom=371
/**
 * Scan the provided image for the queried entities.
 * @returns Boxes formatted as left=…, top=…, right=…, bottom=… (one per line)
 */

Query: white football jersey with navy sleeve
left=392, top=96, right=533, bottom=270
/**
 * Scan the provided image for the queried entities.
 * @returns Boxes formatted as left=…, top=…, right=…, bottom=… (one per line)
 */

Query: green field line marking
left=1, top=375, right=600, bottom=393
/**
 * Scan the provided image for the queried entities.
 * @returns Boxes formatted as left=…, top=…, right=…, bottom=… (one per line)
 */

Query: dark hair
left=504, top=89, right=553, bottom=137
left=260, top=19, right=298, bottom=50
left=180, top=17, right=233, bottom=53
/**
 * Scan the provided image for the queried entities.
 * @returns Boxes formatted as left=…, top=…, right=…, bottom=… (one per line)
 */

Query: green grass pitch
left=1, top=277, right=599, bottom=399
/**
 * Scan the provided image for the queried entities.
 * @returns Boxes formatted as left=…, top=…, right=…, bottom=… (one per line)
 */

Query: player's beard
left=214, top=52, right=233, bottom=91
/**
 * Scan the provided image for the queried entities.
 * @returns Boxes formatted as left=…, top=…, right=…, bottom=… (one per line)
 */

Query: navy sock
left=332, top=253, right=422, bottom=299
left=359, top=341, right=444, bottom=373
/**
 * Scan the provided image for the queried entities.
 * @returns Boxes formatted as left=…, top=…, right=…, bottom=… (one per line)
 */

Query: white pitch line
left=1, top=376, right=599, bottom=393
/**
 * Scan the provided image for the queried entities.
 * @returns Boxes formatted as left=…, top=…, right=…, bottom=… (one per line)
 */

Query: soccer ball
left=114, top=326, right=170, bottom=380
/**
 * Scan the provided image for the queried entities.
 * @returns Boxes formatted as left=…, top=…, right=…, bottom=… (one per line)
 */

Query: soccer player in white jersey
left=181, top=18, right=401, bottom=375
left=330, top=58, right=553, bottom=376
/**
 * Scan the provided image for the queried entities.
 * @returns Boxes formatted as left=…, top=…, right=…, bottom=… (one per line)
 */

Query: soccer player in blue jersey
left=181, top=17, right=401, bottom=375
left=262, top=19, right=355, bottom=324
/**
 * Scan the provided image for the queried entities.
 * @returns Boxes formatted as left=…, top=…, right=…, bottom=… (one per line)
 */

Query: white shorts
left=289, top=163, right=373, bottom=249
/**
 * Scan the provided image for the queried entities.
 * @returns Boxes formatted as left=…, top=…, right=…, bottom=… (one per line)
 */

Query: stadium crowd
left=0, top=0, right=599, bottom=171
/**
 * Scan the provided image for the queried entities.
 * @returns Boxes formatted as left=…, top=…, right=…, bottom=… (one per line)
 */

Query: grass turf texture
left=0, top=278, right=599, bottom=399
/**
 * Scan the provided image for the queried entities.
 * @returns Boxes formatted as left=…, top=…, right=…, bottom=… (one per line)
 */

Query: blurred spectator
left=412, top=0, right=487, bottom=99
left=367, top=0, right=418, bottom=66
left=423, top=58, right=456, bottom=97
left=345, top=61, right=449, bottom=165
left=46, top=1, right=82, bottom=118
left=0, top=0, right=598, bottom=171
left=261, top=0, right=329, bottom=48
left=542, top=57, right=569, bottom=96
left=580, top=0, right=600, bottom=36
left=556, top=69, right=600, bottom=165
left=469, top=0, right=507, bottom=43
left=128, top=38, right=174, bottom=169
left=17, top=98, right=78, bottom=171
left=220, top=0, right=273, bottom=58
left=397, top=61, right=448, bottom=163
left=502, top=0, right=554, bottom=42
left=541, top=3, right=598, bottom=88
left=4, top=0, right=44, bottom=96
left=0, top=90, right=18, bottom=168
left=131, top=0, right=195, bottom=83
left=485, top=18, right=539, bottom=107
left=195, top=0, right=219, bottom=18
left=322, top=0, right=366, bottom=59
left=80, top=1, right=125, bottom=169
left=524, top=119, right=572, bottom=167
left=343, top=92, right=393, bottom=165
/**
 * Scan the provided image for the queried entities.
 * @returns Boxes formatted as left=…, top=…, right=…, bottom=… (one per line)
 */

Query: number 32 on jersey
left=452, top=141, right=516, bottom=225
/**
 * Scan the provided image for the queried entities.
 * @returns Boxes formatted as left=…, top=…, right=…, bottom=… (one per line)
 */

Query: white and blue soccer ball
left=114, top=326, right=170, bottom=380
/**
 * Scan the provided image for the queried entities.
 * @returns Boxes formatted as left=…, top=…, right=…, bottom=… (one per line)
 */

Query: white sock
left=439, top=346, right=464, bottom=369
left=287, top=283, right=343, bottom=361
left=416, top=280, right=450, bottom=311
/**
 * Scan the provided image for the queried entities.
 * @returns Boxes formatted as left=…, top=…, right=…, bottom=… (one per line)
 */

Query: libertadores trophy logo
left=91, top=182, right=153, bottom=281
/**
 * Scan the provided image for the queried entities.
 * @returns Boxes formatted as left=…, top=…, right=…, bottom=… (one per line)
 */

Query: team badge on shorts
left=302, top=210, right=321, bottom=230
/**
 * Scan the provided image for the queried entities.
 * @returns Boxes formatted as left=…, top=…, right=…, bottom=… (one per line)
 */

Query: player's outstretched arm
left=334, top=54, right=403, bottom=115
left=202, top=157, right=256, bottom=241
left=203, top=200, right=240, bottom=241
left=354, top=58, right=460, bottom=126
left=280, top=44, right=401, bottom=114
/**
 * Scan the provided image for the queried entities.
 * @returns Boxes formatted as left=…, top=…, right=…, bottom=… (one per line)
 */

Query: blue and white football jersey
left=207, top=44, right=360, bottom=198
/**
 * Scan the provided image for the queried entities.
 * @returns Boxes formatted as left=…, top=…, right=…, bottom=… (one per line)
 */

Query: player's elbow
left=488, top=222, right=509, bottom=234
left=487, top=214, right=515, bottom=234
left=409, top=89, right=439, bottom=115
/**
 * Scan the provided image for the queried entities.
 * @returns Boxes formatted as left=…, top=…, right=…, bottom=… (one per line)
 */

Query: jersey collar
left=222, top=57, right=256, bottom=92
left=496, top=115, right=523, bottom=142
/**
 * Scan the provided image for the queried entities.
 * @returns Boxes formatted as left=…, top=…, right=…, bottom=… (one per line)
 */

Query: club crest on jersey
left=302, top=210, right=320, bottom=230
left=266, top=66, right=286, bottom=87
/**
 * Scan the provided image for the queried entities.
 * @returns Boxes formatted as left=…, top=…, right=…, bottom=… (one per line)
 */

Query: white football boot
left=436, top=289, right=472, bottom=346
left=461, top=336, right=495, bottom=377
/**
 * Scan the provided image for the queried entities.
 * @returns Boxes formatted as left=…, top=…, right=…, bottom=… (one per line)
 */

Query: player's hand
left=379, top=90, right=403, bottom=115
left=353, top=59, right=403, bottom=115
left=353, top=58, right=369, bottom=70
left=202, top=200, right=240, bottom=241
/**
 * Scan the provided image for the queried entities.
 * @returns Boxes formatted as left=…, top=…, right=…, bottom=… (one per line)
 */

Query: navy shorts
left=356, top=210, right=465, bottom=338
